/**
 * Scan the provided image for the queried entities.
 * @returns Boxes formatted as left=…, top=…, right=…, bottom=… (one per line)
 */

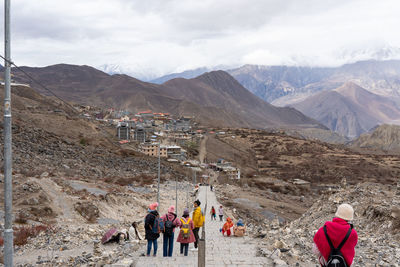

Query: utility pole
left=175, top=175, right=178, bottom=216
left=3, top=0, right=13, bottom=266
left=157, top=142, right=160, bottom=210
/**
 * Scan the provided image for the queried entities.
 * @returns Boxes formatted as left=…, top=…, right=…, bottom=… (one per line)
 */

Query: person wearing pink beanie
left=148, top=202, right=159, bottom=211
left=160, top=205, right=179, bottom=257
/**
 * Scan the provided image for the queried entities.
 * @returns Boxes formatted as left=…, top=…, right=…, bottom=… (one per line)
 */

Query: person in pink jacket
left=160, top=205, right=180, bottom=257
left=176, top=208, right=196, bottom=256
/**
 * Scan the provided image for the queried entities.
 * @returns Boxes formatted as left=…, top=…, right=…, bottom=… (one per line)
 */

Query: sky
left=2, top=0, right=400, bottom=79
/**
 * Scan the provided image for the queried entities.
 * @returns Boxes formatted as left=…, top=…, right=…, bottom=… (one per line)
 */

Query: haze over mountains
left=9, top=64, right=322, bottom=130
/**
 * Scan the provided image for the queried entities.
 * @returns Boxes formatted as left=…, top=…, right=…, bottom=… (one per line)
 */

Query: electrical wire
left=0, top=54, right=78, bottom=113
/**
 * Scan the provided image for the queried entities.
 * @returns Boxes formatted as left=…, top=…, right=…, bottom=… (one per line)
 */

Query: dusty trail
left=34, top=177, right=82, bottom=224
left=199, top=135, right=208, bottom=164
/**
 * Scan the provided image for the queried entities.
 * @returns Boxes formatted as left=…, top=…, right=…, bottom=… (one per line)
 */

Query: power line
left=0, top=55, right=122, bottom=147
left=0, top=54, right=78, bottom=113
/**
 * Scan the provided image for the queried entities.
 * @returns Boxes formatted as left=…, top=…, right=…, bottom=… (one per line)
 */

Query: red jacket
left=313, top=218, right=358, bottom=266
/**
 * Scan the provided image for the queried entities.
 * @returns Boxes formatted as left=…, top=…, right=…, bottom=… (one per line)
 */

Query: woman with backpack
left=176, top=208, right=195, bottom=256
left=160, top=205, right=180, bottom=257
left=144, top=202, right=160, bottom=257
left=313, top=203, right=358, bottom=266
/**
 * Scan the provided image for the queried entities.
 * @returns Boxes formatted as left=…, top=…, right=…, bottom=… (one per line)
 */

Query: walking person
left=313, top=204, right=358, bottom=266
left=176, top=208, right=196, bottom=256
left=191, top=199, right=204, bottom=251
left=210, top=206, right=216, bottom=221
left=160, top=205, right=180, bottom=257
left=218, top=205, right=224, bottom=221
left=144, top=202, right=160, bottom=257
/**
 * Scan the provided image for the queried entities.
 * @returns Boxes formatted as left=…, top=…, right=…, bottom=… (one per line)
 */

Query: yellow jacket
left=192, top=207, right=204, bottom=228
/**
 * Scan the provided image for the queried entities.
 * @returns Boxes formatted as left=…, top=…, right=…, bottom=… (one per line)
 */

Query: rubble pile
left=256, top=182, right=400, bottom=266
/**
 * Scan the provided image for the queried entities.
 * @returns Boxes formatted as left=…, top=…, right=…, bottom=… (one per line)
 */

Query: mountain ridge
left=7, top=64, right=324, bottom=130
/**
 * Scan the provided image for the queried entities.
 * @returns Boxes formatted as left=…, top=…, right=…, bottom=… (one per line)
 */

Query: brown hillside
left=9, top=64, right=323, bottom=129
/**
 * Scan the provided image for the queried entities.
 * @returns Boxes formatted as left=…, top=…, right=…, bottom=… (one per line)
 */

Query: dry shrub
left=8, top=225, right=51, bottom=246
left=14, top=212, right=28, bottom=224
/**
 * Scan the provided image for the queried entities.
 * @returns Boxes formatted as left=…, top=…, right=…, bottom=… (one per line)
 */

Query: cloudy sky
left=3, top=0, right=400, bottom=79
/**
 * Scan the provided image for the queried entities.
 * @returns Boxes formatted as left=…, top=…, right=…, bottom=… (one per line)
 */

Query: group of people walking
left=144, top=199, right=205, bottom=257
left=143, top=194, right=358, bottom=266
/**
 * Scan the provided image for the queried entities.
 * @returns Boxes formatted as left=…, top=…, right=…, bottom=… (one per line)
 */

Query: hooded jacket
left=313, top=218, right=358, bottom=266
left=192, top=206, right=204, bottom=228
left=160, top=212, right=180, bottom=233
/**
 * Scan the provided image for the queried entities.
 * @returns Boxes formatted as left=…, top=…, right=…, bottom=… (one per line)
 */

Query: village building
left=139, top=143, right=167, bottom=157
left=117, top=122, right=130, bottom=140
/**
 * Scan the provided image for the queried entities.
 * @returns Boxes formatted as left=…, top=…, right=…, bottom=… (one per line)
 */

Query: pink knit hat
left=168, top=205, right=175, bottom=213
left=149, top=202, right=159, bottom=210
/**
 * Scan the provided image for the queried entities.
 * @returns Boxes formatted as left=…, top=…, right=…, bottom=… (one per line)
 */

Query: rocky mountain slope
left=291, top=82, right=400, bottom=137
left=227, top=60, right=400, bottom=106
left=350, top=124, right=400, bottom=153
left=9, top=64, right=323, bottom=129
left=254, top=182, right=400, bottom=266
left=204, top=128, right=400, bottom=185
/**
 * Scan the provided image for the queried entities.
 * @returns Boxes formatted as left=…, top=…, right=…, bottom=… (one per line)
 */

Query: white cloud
left=2, top=0, right=400, bottom=79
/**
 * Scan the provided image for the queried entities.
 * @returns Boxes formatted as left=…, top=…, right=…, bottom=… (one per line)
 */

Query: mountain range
left=291, top=82, right=400, bottom=137
left=350, top=124, right=400, bottom=153
left=228, top=60, right=400, bottom=107
left=8, top=64, right=323, bottom=130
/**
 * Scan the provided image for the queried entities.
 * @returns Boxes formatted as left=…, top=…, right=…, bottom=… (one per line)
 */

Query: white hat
left=335, top=203, right=354, bottom=221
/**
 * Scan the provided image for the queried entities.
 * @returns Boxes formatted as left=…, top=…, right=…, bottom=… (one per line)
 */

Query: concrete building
left=139, top=143, right=167, bottom=157
left=117, top=122, right=130, bottom=140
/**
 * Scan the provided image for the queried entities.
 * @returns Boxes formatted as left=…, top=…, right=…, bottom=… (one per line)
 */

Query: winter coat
left=313, top=218, right=358, bottom=266
left=160, top=212, right=180, bottom=233
left=176, top=217, right=196, bottom=243
left=144, top=210, right=160, bottom=241
left=192, top=207, right=204, bottom=228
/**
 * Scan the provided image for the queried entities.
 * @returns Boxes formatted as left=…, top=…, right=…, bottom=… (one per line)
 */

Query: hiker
left=210, top=206, right=216, bottom=221
left=128, top=222, right=143, bottom=241
left=160, top=205, right=180, bottom=257
left=313, top=204, right=358, bottom=266
left=221, top=217, right=233, bottom=236
left=176, top=208, right=195, bottom=256
left=144, top=202, right=160, bottom=257
left=218, top=205, right=224, bottom=221
left=191, top=199, right=205, bottom=251
left=210, top=184, right=213, bottom=191
left=233, top=219, right=246, bottom=237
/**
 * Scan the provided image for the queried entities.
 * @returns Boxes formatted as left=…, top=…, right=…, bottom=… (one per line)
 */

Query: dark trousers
left=163, top=233, right=174, bottom=257
left=146, top=239, right=158, bottom=256
left=219, top=215, right=223, bottom=221
left=193, top=227, right=200, bottom=248
left=180, top=243, right=189, bottom=256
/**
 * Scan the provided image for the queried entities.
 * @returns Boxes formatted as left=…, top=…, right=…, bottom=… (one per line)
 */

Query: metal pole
left=198, top=186, right=207, bottom=267
left=3, top=0, right=13, bottom=266
left=175, top=175, right=178, bottom=216
left=157, top=142, right=160, bottom=210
